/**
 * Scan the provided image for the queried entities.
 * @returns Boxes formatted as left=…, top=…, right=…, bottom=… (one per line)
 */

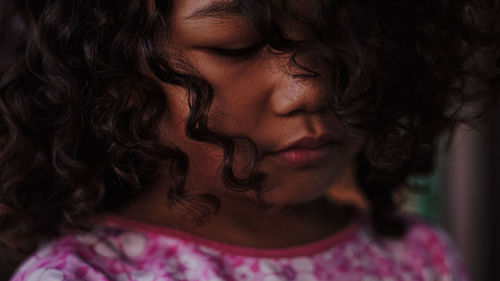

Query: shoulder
left=11, top=234, right=119, bottom=281
left=8, top=224, right=204, bottom=281
left=9, top=235, right=110, bottom=281
left=401, top=216, right=465, bottom=263
left=371, top=215, right=469, bottom=280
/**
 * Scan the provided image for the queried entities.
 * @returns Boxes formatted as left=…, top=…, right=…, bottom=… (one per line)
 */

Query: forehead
left=170, top=0, right=311, bottom=38
left=172, top=0, right=309, bottom=20
left=173, top=0, right=243, bottom=20
left=170, top=0, right=254, bottom=42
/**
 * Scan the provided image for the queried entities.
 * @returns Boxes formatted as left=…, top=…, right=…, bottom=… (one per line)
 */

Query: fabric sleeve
left=403, top=219, right=470, bottom=281
left=9, top=242, right=110, bottom=281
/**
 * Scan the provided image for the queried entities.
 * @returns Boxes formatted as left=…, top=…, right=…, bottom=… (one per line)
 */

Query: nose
left=269, top=65, right=326, bottom=116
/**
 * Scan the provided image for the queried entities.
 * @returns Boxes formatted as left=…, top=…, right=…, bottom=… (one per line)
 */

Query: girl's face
left=159, top=0, right=361, bottom=205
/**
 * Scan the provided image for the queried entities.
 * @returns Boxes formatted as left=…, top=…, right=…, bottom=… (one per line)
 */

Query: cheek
left=159, top=83, right=224, bottom=192
left=160, top=112, right=226, bottom=194
left=185, top=52, right=272, bottom=130
left=183, top=142, right=225, bottom=192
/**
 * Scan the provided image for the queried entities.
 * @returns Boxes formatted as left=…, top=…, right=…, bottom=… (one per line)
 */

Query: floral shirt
left=10, top=214, right=468, bottom=281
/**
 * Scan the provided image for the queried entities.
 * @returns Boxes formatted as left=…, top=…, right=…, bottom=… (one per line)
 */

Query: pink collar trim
left=100, top=212, right=362, bottom=258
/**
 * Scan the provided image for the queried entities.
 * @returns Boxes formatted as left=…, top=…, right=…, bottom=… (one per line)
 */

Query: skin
left=118, top=0, right=362, bottom=248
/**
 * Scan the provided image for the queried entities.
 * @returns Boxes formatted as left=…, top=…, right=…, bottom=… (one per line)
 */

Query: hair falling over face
left=0, top=0, right=498, bottom=256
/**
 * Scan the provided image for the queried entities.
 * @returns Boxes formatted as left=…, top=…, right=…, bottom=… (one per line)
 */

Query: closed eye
left=205, top=41, right=266, bottom=62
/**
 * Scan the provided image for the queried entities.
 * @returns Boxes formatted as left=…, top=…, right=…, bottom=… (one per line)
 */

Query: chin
left=255, top=167, right=340, bottom=207
left=250, top=143, right=358, bottom=206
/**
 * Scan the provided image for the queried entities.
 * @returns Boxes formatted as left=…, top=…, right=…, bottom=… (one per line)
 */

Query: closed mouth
left=264, top=135, right=341, bottom=167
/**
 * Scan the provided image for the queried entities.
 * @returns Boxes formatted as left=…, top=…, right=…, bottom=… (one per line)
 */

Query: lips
left=265, top=135, right=341, bottom=167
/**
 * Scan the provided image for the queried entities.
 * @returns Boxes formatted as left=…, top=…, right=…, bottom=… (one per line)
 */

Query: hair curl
left=0, top=0, right=499, bottom=255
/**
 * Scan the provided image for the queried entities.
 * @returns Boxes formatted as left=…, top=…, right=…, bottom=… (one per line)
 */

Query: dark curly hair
left=0, top=0, right=499, bottom=255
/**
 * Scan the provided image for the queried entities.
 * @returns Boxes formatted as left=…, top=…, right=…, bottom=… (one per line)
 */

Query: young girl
left=1, top=0, right=498, bottom=280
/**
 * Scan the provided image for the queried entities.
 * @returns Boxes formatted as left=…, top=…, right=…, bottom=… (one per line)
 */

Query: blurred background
left=409, top=115, right=499, bottom=281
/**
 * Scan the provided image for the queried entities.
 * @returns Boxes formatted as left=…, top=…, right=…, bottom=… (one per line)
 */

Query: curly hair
left=0, top=0, right=498, bottom=254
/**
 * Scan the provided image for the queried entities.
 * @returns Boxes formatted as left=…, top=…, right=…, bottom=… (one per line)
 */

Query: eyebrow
left=185, top=1, right=243, bottom=20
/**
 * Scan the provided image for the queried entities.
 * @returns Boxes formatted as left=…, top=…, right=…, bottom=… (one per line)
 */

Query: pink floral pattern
left=10, top=214, right=468, bottom=281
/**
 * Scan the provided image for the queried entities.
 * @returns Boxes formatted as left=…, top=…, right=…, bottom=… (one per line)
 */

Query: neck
left=115, top=184, right=354, bottom=248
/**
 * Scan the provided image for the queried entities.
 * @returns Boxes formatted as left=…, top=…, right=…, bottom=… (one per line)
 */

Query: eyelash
left=206, top=41, right=266, bottom=62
